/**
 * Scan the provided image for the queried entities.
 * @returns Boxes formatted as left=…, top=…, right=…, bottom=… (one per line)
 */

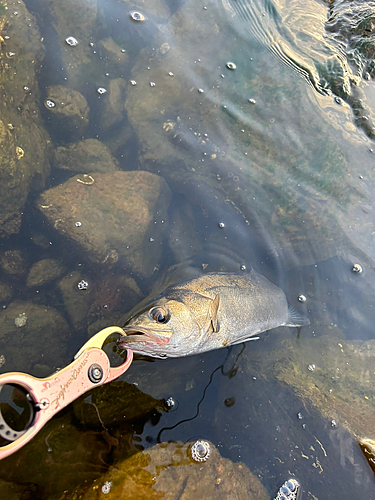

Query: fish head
left=117, top=297, right=201, bottom=358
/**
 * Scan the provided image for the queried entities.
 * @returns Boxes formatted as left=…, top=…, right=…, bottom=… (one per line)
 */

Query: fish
left=117, top=270, right=309, bottom=358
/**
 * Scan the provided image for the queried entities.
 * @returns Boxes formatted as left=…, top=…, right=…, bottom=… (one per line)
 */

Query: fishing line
left=156, top=344, right=246, bottom=443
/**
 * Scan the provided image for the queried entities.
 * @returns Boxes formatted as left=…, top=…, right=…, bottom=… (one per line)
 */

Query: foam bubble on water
left=130, top=11, right=145, bottom=22
left=77, top=280, right=88, bottom=290
left=65, top=36, right=78, bottom=47
left=45, top=99, right=56, bottom=109
left=102, top=481, right=112, bottom=494
left=275, top=478, right=301, bottom=500
left=189, top=440, right=210, bottom=463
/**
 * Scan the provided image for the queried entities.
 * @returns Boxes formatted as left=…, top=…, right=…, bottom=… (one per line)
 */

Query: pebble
left=15, top=313, right=27, bottom=328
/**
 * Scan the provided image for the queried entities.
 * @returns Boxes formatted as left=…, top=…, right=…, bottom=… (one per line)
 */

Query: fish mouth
left=118, top=327, right=171, bottom=348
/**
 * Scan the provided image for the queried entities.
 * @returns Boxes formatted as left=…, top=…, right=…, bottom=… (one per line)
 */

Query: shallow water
left=1, top=0, right=375, bottom=498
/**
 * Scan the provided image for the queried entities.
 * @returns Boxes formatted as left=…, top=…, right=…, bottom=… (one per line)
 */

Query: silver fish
left=118, top=270, right=309, bottom=358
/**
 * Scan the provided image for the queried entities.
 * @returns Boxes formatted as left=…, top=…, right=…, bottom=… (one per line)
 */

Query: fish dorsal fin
left=203, top=294, right=220, bottom=335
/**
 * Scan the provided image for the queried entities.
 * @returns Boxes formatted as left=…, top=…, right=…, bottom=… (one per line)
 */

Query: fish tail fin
left=285, top=306, right=310, bottom=327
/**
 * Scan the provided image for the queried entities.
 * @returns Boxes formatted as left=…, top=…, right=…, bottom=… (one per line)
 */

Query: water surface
left=1, top=0, right=375, bottom=498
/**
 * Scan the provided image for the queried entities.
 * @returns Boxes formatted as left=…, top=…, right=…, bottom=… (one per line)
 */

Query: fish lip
left=118, top=327, right=171, bottom=347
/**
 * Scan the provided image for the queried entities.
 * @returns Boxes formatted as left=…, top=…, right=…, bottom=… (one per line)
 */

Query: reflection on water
left=227, top=0, right=375, bottom=138
left=1, top=0, right=375, bottom=497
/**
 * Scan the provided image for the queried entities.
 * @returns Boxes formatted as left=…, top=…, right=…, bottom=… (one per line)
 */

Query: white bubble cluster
left=189, top=440, right=210, bottom=463
left=275, top=478, right=301, bottom=500
left=102, top=481, right=112, bottom=494
left=77, top=280, right=88, bottom=290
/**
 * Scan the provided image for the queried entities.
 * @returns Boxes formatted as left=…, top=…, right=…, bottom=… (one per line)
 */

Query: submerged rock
left=0, top=478, right=28, bottom=500
left=59, top=441, right=269, bottom=500
left=0, top=250, right=27, bottom=276
left=98, top=38, right=130, bottom=75
left=38, top=171, right=171, bottom=278
left=100, top=78, right=128, bottom=131
left=58, top=271, right=95, bottom=332
left=0, top=301, right=69, bottom=373
left=73, top=381, right=165, bottom=428
left=270, top=334, right=375, bottom=440
left=29, top=232, right=52, bottom=249
left=42, top=0, right=97, bottom=86
left=53, top=139, right=120, bottom=174
left=0, top=0, right=51, bottom=237
left=58, top=271, right=142, bottom=332
left=0, top=412, right=131, bottom=496
left=44, top=86, right=89, bottom=135
left=85, top=274, right=142, bottom=324
left=209, top=336, right=375, bottom=499
left=0, top=282, right=13, bottom=303
left=26, top=259, right=65, bottom=287
left=0, top=385, right=163, bottom=497
left=168, top=200, right=203, bottom=262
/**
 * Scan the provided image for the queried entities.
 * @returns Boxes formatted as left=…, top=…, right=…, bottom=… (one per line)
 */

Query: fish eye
left=149, top=307, right=169, bottom=323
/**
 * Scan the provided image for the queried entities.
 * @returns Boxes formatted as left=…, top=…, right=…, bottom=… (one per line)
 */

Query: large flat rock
left=38, top=171, right=171, bottom=278
left=60, top=441, right=270, bottom=500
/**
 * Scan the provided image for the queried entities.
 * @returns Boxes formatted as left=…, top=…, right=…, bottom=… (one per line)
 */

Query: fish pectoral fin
left=203, top=294, right=220, bottom=335
left=285, top=306, right=310, bottom=327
